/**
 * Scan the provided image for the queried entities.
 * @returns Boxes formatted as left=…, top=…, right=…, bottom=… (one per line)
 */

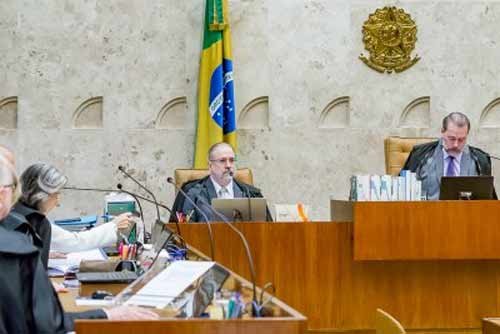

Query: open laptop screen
left=439, top=176, right=495, bottom=200
left=211, top=198, right=267, bottom=222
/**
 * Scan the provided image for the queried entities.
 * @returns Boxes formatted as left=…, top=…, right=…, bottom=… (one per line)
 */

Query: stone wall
left=1, top=0, right=500, bottom=222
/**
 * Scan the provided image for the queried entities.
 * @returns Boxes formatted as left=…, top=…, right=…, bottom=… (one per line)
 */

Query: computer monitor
left=439, top=176, right=495, bottom=200
left=211, top=198, right=267, bottom=222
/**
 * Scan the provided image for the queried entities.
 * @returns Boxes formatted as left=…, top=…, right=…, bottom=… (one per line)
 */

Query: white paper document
left=48, top=248, right=107, bottom=276
left=125, top=261, right=215, bottom=309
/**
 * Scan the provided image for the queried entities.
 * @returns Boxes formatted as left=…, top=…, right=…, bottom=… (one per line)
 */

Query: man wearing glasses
left=171, top=142, right=267, bottom=222
left=401, top=112, right=492, bottom=199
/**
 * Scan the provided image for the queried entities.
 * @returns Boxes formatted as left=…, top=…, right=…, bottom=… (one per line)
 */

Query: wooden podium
left=170, top=200, right=500, bottom=334
left=354, top=200, right=500, bottom=260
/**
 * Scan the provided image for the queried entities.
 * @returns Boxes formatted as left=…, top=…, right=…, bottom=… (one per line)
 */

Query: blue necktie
left=446, top=156, right=456, bottom=176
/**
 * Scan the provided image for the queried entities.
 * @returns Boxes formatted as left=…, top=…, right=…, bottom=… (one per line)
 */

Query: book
left=370, top=175, right=381, bottom=201
left=380, top=175, right=392, bottom=201
left=391, top=176, right=399, bottom=201
left=356, top=175, right=370, bottom=201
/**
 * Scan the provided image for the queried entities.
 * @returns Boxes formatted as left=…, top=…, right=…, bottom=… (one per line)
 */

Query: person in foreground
left=6, top=163, right=134, bottom=269
left=0, top=155, right=158, bottom=333
left=401, top=112, right=492, bottom=199
left=170, top=142, right=270, bottom=222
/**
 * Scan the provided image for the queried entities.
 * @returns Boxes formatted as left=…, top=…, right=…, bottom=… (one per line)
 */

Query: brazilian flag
left=194, top=0, right=237, bottom=168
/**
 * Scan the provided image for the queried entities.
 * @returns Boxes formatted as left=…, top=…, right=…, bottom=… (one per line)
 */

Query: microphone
left=117, top=165, right=161, bottom=226
left=63, top=185, right=144, bottom=220
left=191, top=194, right=261, bottom=316
left=166, top=174, right=261, bottom=315
left=166, top=177, right=215, bottom=260
left=490, top=155, right=500, bottom=161
left=116, top=183, right=172, bottom=213
left=116, top=183, right=182, bottom=247
left=63, top=185, right=145, bottom=243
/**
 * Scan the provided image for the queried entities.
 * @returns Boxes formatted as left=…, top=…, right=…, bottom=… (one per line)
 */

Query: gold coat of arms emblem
left=359, top=6, right=420, bottom=73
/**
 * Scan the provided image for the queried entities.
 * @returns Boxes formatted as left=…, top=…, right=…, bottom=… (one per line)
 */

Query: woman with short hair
left=0, top=157, right=158, bottom=333
left=9, top=163, right=132, bottom=269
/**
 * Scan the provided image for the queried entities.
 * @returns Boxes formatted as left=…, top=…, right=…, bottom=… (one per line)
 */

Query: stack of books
left=349, top=170, right=422, bottom=201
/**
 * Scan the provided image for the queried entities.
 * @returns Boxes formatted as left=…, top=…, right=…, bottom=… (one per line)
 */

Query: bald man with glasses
left=170, top=142, right=270, bottom=222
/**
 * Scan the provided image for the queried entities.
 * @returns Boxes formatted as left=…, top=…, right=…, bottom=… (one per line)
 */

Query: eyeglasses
left=210, top=157, right=236, bottom=164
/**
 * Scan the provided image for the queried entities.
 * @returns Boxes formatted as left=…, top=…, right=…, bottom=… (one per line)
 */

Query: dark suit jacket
left=0, top=215, right=106, bottom=333
left=169, top=176, right=272, bottom=222
left=401, top=140, right=494, bottom=199
left=6, top=201, right=52, bottom=270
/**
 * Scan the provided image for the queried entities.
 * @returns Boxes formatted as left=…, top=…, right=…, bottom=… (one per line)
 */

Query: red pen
left=118, top=241, right=123, bottom=258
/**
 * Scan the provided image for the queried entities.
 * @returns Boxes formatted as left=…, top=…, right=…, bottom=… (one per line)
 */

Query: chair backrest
left=173, top=168, right=254, bottom=192
left=375, top=308, right=406, bottom=334
left=384, top=136, right=436, bottom=175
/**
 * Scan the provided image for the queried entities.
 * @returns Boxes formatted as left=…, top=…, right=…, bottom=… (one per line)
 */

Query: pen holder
left=114, top=260, right=138, bottom=273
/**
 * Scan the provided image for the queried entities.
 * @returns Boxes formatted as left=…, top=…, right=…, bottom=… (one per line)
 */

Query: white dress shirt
left=50, top=221, right=118, bottom=253
left=210, top=176, right=234, bottom=199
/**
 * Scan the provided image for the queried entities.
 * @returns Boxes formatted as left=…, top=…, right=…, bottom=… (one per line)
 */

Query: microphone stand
left=166, top=177, right=262, bottom=315
left=166, top=177, right=215, bottom=261
left=63, top=185, right=146, bottom=243
left=117, top=166, right=183, bottom=244
left=63, top=186, right=144, bottom=223
left=118, top=166, right=161, bottom=224
left=116, top=183, right=185, bottom=249
left=115, top=184, right=172, bottom=214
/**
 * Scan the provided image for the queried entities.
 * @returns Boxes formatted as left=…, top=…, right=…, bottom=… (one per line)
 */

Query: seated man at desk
left=170, top=142, right=269, bottom=222
left=401, top=112, right=492, bottom=199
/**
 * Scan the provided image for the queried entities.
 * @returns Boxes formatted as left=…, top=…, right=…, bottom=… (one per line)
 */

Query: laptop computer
left=76, top=227, right=175, bottom=284
left=439, top=176, right=495, bottom=200
left=211, top=198, right=267, bottom=222
left=76, top=270, right=138, bottom=284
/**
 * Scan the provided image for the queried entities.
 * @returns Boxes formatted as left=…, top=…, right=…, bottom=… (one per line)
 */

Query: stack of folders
left=349, top=170, right=422, bottom=201
left=53, top=215, right=98, bottom=232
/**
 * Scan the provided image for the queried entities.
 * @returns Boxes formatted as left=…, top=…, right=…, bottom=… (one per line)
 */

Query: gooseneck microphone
left=190, top=195, right=260, bottom=316
left=166, top=177, right=215, bottom=261
left=167, top=173, right=261, bottom=315
left=116, top=183, right=182, bottom=247
left=117, top=165, right=161, bottom=226
left=63, top=185, right=144, bottom=221
left=227, top=170, right=253, bottom=220
left=63, top=185, right=146, bottom=243
left=116, top=183, right=173, bottom=213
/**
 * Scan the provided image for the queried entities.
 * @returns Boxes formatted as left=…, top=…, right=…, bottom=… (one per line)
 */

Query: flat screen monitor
left=439, top=176, right=495, bottom=200
left=211, top=198, right=267, bottom=222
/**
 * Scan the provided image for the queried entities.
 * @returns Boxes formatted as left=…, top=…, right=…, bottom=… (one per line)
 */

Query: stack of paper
left=48, top=248, right=107, bottom=277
